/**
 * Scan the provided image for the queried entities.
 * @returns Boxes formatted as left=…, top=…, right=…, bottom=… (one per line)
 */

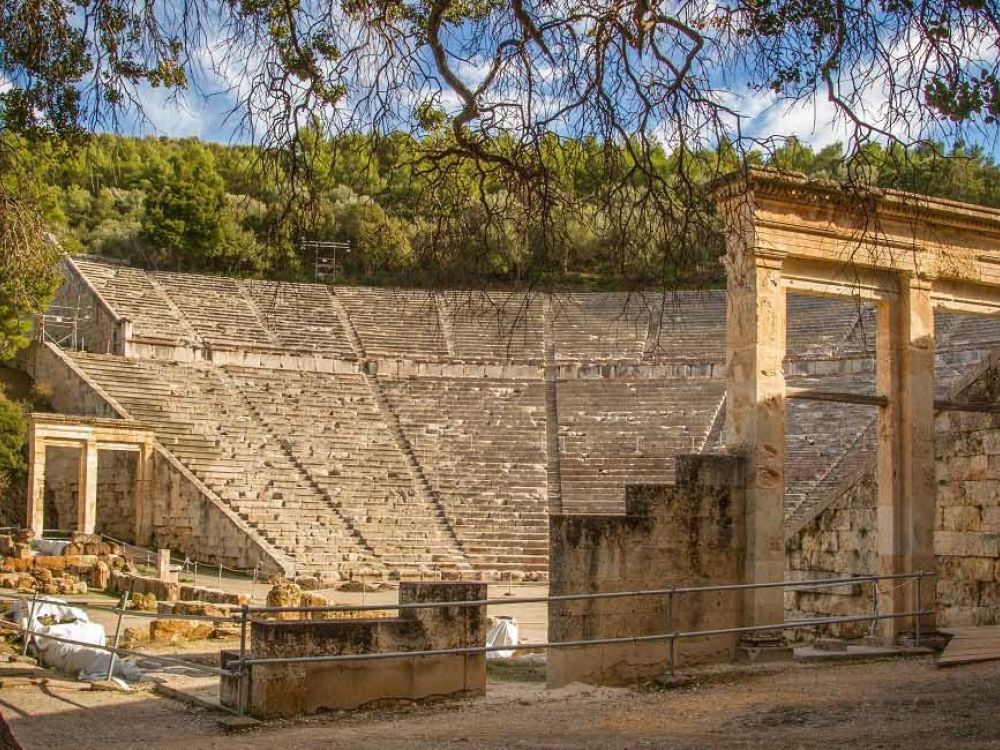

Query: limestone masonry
left=22, top=255, right=1000, bottom=598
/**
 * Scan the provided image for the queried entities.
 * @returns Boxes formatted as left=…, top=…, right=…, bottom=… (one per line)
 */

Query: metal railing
left=237, top=571, right=932, bottom=664
left=0, top=571, right=934, bottom=718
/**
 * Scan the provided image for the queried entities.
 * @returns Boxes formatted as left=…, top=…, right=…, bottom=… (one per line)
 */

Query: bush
left=0, top=395, right=27, bottom=525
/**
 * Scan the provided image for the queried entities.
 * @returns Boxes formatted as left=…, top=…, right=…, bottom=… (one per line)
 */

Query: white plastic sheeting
left=34, top=540, right=70, bottom=556
left=486, top=616, right=519, bottom=660
left=11, top=598, right=124, bottom=681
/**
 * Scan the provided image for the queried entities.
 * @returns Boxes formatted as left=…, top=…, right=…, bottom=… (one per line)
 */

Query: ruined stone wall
left=23, top=342, right=122, bottom=419
left=933, top=361, right=1000, bottom=626
left=47, top=263, right=124, bottom=355
left=547, top=454, right=745, bottom=688
left=147, top=447, right=286, bottom=574
left=784, top=471, right=877, bottom=637
left=41, top=448, right=136, bottom=540
left=227, top=581, right=487, bottom=718
left=786, top=358, right=1000, bottom=630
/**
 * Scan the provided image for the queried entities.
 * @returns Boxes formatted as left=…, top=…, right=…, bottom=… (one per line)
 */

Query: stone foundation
left=221, top=581, right=487, bottom=718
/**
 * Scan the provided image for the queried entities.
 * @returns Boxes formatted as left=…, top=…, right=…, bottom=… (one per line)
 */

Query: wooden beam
left=786, top=388, right=886, bottom=407
left=934, top=400, right=1000, bottom=414
left=787, top=389, right=1000, bottom=413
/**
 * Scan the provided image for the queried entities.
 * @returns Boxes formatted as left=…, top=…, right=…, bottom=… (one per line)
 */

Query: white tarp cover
left=486, top=616, right=519, bottom=660
left=34, top=539, right=70, bottom=556
left=12, top=598, right=115, bottom=681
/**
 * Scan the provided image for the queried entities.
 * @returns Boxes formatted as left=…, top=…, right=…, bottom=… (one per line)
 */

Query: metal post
left=666, top=585, right=675, bottom=676
left=218, top=563, right=223, bottom=587
left=22, top=591, right=39, bottom=656
left=915, top=571, right=923, bottom=647
left=106, top=592, right=128, bottom=681
left=869, top=576, right=879, bottom=638
left=194, top=560, right=198, bottom=586
left=238, top=603, right=249, bottom=716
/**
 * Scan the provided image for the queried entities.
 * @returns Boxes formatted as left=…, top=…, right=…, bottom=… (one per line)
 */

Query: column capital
left=898, top=269, right=934, bottom=292
left=750, top=248, right=787, bottom=270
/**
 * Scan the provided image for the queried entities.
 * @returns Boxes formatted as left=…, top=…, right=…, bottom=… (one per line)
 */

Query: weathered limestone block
left=267, top=582, right=302, bottom=620
left=178, top=585, right=249, bottom=606
left=225, top=581, right=487, bottom=718
left=132, top=592, right=158, bottom=611
left=150, top=619, right=214, bottom=642
left=2, top=558, right=32, bottom=573
left=936, top=531, right=1000, bottom=558
left=33, top=556, right=66, bottom=572
left=942, top=506, right=983, bottom=532
left=549, top=454, right=746, bottom=688
left=91, top=561, right=110, bottom=591
left=300, top=592, right=329, bottom=620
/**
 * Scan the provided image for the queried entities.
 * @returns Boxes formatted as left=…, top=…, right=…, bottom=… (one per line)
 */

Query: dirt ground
left=3, top=654, right=1000, bottom=749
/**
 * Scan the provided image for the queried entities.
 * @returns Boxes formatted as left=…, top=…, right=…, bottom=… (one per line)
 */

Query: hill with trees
left=11, top=132, right=1000, bottom=291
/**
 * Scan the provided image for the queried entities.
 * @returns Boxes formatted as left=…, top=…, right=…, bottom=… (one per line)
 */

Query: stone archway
left=710, top=169, right=1000, bottom=639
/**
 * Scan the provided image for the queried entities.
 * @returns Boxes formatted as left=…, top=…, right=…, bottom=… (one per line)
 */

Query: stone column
left=133, top=441, right=154, bottom=545
left=26, top=428, right=46, bottom=537
left=876, top=273, right=936, bottom=640
left=77, top=439, right=99, bottom=534
left=725, top=248, right=787, bottom=633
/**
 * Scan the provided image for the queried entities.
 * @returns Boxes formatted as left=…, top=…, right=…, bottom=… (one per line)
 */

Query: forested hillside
left=14, top=132, right=1000, bottom=289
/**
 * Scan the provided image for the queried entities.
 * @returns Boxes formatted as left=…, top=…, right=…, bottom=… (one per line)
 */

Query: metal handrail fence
left=0, top=571, right=934, bottom=717
left=237, top=571, right=933, bottom=665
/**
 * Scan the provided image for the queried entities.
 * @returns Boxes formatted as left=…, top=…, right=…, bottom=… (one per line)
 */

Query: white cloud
left=130, top=85, right=205, bottom=138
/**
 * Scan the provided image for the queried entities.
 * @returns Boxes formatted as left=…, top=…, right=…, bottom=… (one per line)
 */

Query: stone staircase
left=379, top=376, right=550, bottom=572
left=67, top=352, right=381, bottom=575
left=226, top=367, right=471, bottom=573
left=68, top=257, right=194, bottom=343
left=334, top=287, right=449, bottom=358
left=440, top=292, right=544, bottom=360
left=152, top=272, right=274, bottom=349
left=557, top=377, right=728, bottom=514
left=244, top=280, right=356, bottom=356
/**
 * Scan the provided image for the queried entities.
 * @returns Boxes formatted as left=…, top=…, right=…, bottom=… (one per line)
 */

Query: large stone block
left=936, top=531, right=1000, bottom=558
left=942, top=506, right=983, bottom=533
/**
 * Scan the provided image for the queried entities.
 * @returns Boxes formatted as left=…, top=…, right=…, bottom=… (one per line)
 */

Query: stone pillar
left=119, top=318, right=133, bottom=356
left=724, top=248, right=787, bottom=633
left=133, top=442, right=154, bottom=545
left=157, top=548, right=177, bottom=582
left=77, top=439, right=99, bottom=534
left=876, top=273, right=936, bottom=640
left=26, top=428, right=46, bottom=537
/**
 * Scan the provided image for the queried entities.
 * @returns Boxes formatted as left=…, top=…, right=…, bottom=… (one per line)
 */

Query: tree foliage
left=12, top=131, right=1000, bottom=289
left=0, top=0, right=997, bottom=299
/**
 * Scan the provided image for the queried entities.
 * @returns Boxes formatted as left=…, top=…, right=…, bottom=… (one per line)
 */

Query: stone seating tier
left=53, top=259, right=1000, bottom=576
left=377, top=376, right=549, bottom=571
left=69, top=353, right=385, bottom=574
left=556, top=379, right=727, bottom=514
left=70, top=256, right=920, bottom=364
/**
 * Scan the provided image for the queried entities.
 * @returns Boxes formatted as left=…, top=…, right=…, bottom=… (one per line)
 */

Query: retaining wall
left=547, top=454, right=746, bottom=687
left=222, top=581, right=487, bottom=718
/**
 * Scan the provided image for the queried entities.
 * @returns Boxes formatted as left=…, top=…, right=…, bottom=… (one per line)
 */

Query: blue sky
left=115, top=12, right=1000, bottom=160
left=130, top=78, right=999, bottom=157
